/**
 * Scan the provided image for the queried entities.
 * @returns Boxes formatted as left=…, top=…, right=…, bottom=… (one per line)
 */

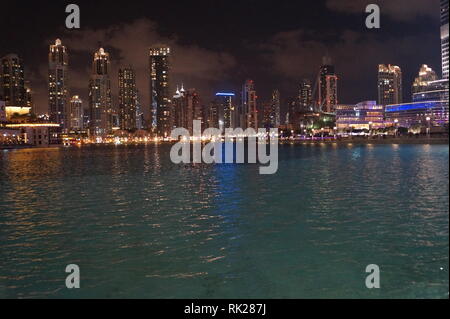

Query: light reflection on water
left=0, top=144, right=448, bottom=299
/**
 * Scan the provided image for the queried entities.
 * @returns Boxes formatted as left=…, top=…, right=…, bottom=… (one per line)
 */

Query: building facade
left=89, top=48, right=113, bottom=136
left=385, top=101, right=449, bottom=128
left=442, top=0, right=449, bottom=79
left=69, top=95, right=83, bottom=131
left=48, top=39, right=69, bottom=129
left=150, top=46, right=171, bottom=137
left=214, top=93, right=235, bottom=130
left=299, top=79, right=313, bottom=113
left=318, top=57, right=338, bottom=113
left=241, top=80, right=258, bottom=129
left=336, top=101, right=385, bottom=130
left=118, top=67, right=138, bottom=131
left=378, top=64, right=403, bottom=106
left=0, top=54, right=26, bottom=107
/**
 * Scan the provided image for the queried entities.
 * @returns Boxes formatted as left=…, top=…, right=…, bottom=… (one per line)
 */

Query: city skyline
left=0, top=0, right=443, bottom=119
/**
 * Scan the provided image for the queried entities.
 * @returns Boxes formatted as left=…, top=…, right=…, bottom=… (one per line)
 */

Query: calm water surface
left=0, top=144, right=448, bottom=299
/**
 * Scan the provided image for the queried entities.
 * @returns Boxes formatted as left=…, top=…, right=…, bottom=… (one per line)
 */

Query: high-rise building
left=149, top=46, right=171, bottom=137
left=442, top=0, right=449, bottom=79
left=89, top=48, right=113, bottom=136
left=272, top=90, right=281, bottom=128
left=299, top=79, right=313, bottom=113
left=241, top=80, right=258, bottom=129
left=118, top=67, right=138, bottom=131
left=186, top=89, right=203, bottom=134
left=172, top=85, right=186, bottom=129
left=0, top=54, right=26, bottom=107
left=412, top=65, right=438, bottom=98
left=318, top=57, right=338, bottom=113
left=48, top=39, right=69, bottom=129
left=378, top=64, right=403, bottom=106
left=263, top=89, right=281, bottom=128
left=69, top=95, right=83, bottom=131
left=214, top=93, right=235, bottom=130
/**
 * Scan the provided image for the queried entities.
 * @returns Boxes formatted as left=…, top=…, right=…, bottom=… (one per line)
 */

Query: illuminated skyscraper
left=442, top=0, right=449, bottom=79
left=89, top=47, right=113, bottom=136
left=214, top=93, right=236, bottom=130
left=241, top=80, right=258, bottom=129
left=49, top=39, right=69, bottom=128
left=172, top=85, right=186, bottom=129
left=378, top=64, right=402, bottom=106
left=263, top=89, right=281, bottom=128
left=69, top=95, right=83, bottom=131
left=149, top=46, right=171, bottom=137
left=412, top=65, right=438, bottom=98
left=299, top=79, right=313, bottom=112
left=118, top=67, right=138, bottom=131
left=318, top=57, right=338, bottom=113
left=0, top=54, right=26, bottom=107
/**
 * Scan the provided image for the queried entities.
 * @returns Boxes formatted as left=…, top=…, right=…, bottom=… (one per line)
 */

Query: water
left=0, top=144, right=448, bottom=299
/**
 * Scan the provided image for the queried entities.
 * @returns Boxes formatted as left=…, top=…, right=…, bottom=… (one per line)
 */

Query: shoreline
left=1, top=137, right=448, bottom=150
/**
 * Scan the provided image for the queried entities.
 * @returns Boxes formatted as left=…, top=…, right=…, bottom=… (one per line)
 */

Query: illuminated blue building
left=385, top=101, right=449, bottom=127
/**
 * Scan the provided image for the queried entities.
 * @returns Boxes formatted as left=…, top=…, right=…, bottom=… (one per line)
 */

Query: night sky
left=0, top=0, right=442, bottom=118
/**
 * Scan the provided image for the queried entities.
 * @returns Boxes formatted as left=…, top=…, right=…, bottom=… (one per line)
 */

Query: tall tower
left=49, top=39, right=69, bottom=128
left=270, top=89, right=281, bottom=128
left=242, top=80, right=258, bottom=129
left=149, top=46, right=171, bottom=137
left=118, top=67, right=138, bottom=131
left=214, top=93, right=236, bottom=130
left=442, top=0, right=449, bottom=79
left=89, top=47, right=113, bottom=136
left=299, top=79, right=312, bottom=112
left=378, top=64, right=402, bottom=105
left=69, top=95, right=83, bottom=131
left=318, top=57, right=338, bottom=113
left=0, top=54, right=26, bottom=107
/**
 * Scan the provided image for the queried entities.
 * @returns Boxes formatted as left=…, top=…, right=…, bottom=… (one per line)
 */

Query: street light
left=394, top=119, right=399, bottom=137
left=426, top=117, right=431, bottom=138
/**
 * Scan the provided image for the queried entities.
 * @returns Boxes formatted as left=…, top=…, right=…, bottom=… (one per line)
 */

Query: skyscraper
left=172, top=85, right=186, bottom=129
left=265, top=89, right=281, bottom=128
left=378, top=64, right=402, bottom=106
left=412, top=65, right=438, bottom=97
left=48, top=39, right=69, bottom=129
left=442, top=0, right=449, bottom=79
left=69, top=95, right=83, bottom=131
left=0, top=54, right=26, bottom=107
left=149, top=46, right=171, bottom=137
left=318, top=57, right=338, bottom=113
left=186, top=89, right=203, bottom=134
left=271, top=90, right=281, bottom=128
left=89, top=47, right=113, bottom=136
left=242, top=80, right=258, bottom=129
left=118, top=67, right=138, bottom=131
left=299, top=79, right=313, bottom=113
left=214, top=93, right=236, bottom=130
